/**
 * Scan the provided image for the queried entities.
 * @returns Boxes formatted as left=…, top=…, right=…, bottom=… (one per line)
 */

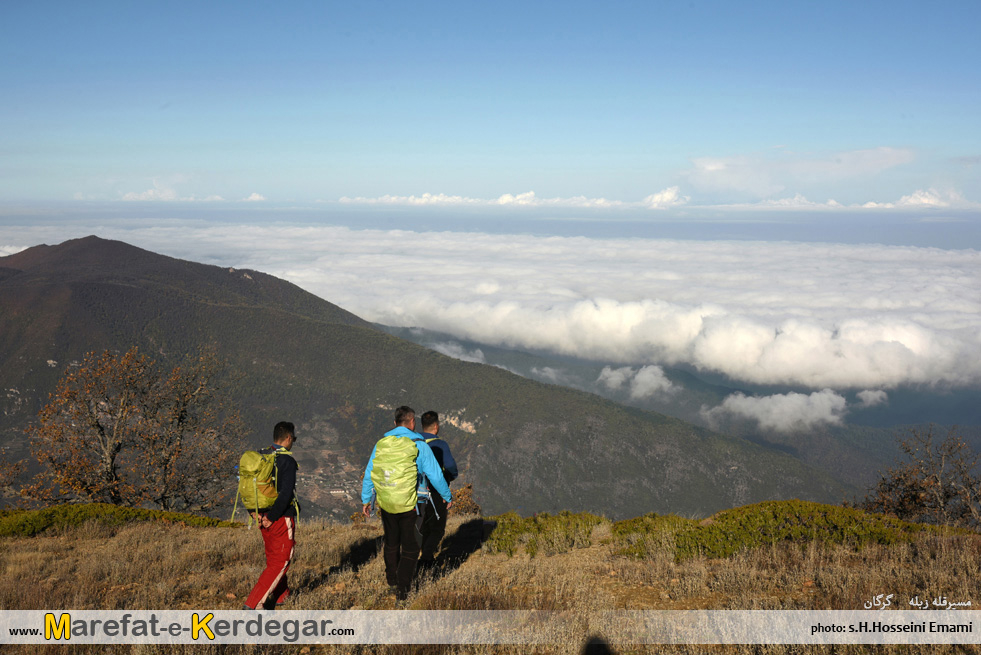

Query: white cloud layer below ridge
left=3, top=222, right=980, bottom=391
left=702, top=390, right=849, bottom=432
left=598, top=366, right=676, bottom=399
left=430, top=342, right=486, bottom=364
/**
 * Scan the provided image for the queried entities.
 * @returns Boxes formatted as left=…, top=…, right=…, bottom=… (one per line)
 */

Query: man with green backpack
left=234, top=421, right=300, bottom=610
left=361, top=406, right=452, bottom=602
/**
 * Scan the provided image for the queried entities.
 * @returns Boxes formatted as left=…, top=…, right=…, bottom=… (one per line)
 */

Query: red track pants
left=245, top=515, right=295, bottom=609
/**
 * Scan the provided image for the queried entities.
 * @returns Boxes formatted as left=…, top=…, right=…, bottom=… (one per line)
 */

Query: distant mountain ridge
left=0, top=236, right=850, bottom=519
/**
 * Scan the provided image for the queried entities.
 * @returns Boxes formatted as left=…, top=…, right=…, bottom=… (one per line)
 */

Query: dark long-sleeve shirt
left=259, top=444, right=298, bottom=522
left=423, top=436, right=458, bottom=484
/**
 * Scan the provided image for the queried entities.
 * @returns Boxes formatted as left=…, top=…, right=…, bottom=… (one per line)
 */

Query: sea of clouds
left=3, top=221, right=979, bottom=431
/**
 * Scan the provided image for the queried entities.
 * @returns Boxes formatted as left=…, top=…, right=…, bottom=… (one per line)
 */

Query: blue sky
left=2, top=1, right=980, bottom=422
left=2, top=1, right=980, bottom=212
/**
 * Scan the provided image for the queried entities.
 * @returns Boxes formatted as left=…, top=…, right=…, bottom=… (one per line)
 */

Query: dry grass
left=2, top=509, right=980, bottom=655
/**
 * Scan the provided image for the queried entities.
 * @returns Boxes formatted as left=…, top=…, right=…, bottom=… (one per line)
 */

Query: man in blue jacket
left=361, top=406, right=451, bottom=601
left=417, top=410, right=458, bottom=568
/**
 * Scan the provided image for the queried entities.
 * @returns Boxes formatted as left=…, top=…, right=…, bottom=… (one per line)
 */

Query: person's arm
left=360, top=444, right=378, bottom=514
left=416, top=441, right=451, bottom=503
left=439, top=440, right=459, bottom=483
left=264, top=454, right=297, bottom=523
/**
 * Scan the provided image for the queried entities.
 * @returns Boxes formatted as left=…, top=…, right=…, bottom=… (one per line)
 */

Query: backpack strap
left=411, top=437, right=436, bottom=515
left=230, top=485, right=241, bottom=523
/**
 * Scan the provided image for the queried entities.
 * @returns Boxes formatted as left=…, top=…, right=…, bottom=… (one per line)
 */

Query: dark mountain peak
left=0, top=235, right=157, bottom=273
left=0, top=235, right=373, bottom=329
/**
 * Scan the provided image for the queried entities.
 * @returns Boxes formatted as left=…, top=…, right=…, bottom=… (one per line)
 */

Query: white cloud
left=641, top=187, right=689, bottom=209
left=119, top=177, right=226, bottom=202
left=339, top=193, right=479, bottom=206
left=702, top=389, right=848, bottom=433
left=688, top=155, right=785, bottom=197
left=596, top=365, right=676, bottom=398
left=494, top=191, right=541, bottom=206
left=685, top=147, right=916, bottom=200
left=430, top=342, right=486, bottom=364
left=863, top=188, right=968, bottom=209
left=759, top=194, right=842, bottom=209
left=5, top=223, right=980, bottom=392
left=0, top=245, right=28, bottom=257
left=857, top=390, right=889, bottom=408
left=338, top=188, right=686, bottom=210
left=334, top=184, right=976, bottom=213
left=790, top=147, right=915, bottom=180
left=721, top=188, right=977, bottom=212
left=629, top=365, right=675, bottom=399
left=243, top=193, right=266, bottom=202
left=531, top=366, right=573, bottom=384
left=492, top=191, right=634, bottom=208
left=122, top=180, right=179, bottom=201
left=598, top=366, right=633, bottom=390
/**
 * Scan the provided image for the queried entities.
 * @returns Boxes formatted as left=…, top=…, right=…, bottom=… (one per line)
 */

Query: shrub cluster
left=484, top=510, right=606, bottom=557
left=612, top=500, right=955, bottom=562
left=0, top=503, right=237, bottom=537
left=610, top=512, right=697, bottom=559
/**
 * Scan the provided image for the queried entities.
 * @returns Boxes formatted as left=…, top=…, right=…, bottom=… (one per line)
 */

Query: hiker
left=417, top=410, right=458, bottom=567
left=244, top=421, right=299, bottom=610
left=361, top=406, right=452, bottom=601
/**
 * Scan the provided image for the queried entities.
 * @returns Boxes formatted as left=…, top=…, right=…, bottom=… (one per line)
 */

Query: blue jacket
left=361, top=426, right=452, bottom=506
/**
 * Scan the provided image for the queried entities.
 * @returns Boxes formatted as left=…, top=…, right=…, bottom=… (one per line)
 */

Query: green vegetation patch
left=611, top=512, right=698, bottom=559
left=485, top=510, right=607, bottom=557
left=0, top=503, right=237, bottom=538
left=613, top=500, right=953, bottom=562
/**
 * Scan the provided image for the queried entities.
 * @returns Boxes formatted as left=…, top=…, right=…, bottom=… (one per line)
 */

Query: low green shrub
left=0, top=503, right=238, bottom=537
left=483, top=512, right=524, bottom=556
left=611, top=512, right=697, bottom=559
left=484, top=511, right=607, bottom=557
left=678, top=500, right=946, bottom=560
left=612, top=500, right=957, bottom=562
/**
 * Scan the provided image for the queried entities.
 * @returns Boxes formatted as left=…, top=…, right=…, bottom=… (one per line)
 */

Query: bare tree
left=0, top=448, right=25, bottom=502
left=857, top=426, right=981, bottom=529
left=25, top=347, right=244, bottom=512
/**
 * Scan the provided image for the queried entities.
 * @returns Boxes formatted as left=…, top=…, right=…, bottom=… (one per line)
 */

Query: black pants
left=379, top=508, right=420, bottom=597
left=419, top=493, right=448, bottom=561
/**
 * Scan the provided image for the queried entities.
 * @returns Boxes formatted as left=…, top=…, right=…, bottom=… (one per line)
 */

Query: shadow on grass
left=331, top=535, right=384, bottom=575
left=427, top=518, right=494, bottom=582
left=295, top=535, right=383, bottom=596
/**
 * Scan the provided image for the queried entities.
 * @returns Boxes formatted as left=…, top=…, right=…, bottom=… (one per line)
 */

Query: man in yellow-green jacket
left=361, top=406, right=452, bottom=601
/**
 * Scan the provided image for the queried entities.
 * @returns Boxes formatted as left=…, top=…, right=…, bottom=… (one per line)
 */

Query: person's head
left=394, top=405, right=415, bottom=429
left=420, top=410, right=439, bottom=434
left=273, top=421, right=296, bottom=450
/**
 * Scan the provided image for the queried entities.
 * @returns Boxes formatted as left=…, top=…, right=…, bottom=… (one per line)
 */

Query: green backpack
left=370, top=435, right=420, bottom=513
left=231, top=449, right=298, bottom=526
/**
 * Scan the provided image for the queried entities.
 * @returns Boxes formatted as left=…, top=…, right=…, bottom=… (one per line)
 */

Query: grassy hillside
left=1, top=501, right=978, bottom=654
left=0, top=236, right=850, bottom=519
